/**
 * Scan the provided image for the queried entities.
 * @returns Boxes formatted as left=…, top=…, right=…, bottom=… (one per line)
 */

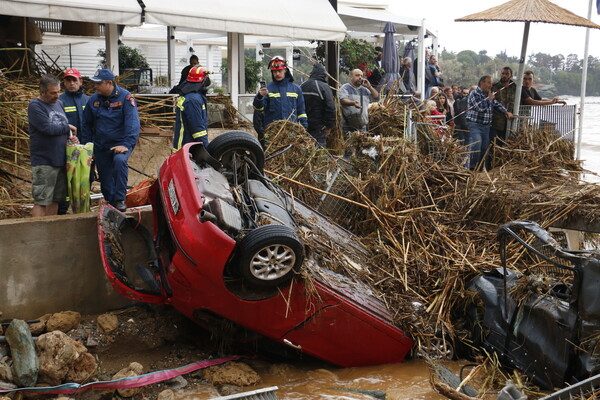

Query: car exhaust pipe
left=199, top=210, right=217, bottom=224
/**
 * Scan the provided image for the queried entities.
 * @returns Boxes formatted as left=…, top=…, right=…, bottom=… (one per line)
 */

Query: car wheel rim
left=250, top=244, right=296, bottom=281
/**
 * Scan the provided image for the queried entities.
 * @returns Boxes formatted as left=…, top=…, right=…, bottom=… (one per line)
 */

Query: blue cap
left=90, top=68, right=115, bottom=82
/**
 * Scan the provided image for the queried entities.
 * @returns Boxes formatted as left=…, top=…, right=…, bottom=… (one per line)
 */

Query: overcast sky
left=388, top=0, right=600, bottom=59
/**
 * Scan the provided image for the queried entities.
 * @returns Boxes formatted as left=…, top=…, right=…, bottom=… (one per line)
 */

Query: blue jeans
left=465, top=121, right=491, bottom=170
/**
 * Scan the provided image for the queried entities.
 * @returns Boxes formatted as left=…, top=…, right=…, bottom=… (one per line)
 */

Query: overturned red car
left=98, top=130, right=412, bottom=367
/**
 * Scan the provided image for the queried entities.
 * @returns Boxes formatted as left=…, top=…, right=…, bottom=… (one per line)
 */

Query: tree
left=221, top=56, right=264, bottom=93
left=97, top=45, right=149, bottom=74
left=315, top=35, right=376, bottom=74
left=478, top=50, right=490, bottom=64
left=550, top=54, right=565, bottom=71
left=456, top=50, right=478, bottom=67
left=565, top=53, right=581, bottom=72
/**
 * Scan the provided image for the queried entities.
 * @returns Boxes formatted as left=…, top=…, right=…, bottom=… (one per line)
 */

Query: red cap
left=63, top=68, right=82, bottom=79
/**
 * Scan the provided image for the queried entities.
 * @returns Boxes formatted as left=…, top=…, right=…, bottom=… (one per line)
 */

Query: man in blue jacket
left=58, top=68, right=90, bottom=214
left=28, top=74, right=78, bottom=217
left=81, top=69, right=140, bottom=212
left=173, top=66, right=209, bottom=151
left=253, top=56, right=308, bottom=134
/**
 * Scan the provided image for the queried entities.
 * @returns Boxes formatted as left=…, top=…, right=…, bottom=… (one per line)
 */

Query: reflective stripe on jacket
left=173, top=92, right=208, bottom=151
left=253, top=77, right=308, bottom=129
left=59, top=88, right=89, bottom=133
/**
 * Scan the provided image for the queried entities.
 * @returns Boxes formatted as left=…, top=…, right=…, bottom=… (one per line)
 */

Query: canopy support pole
left=167, top=26, right=176, bottom=88
left=104, top=23, right=119, bottom=73
left=577, top=0, right=594, bottom=160
left=227, top=32, right=243, bottom=110
left=510, top=21, right=530, bottom=136
left=416, top=20, right=426, bottom=97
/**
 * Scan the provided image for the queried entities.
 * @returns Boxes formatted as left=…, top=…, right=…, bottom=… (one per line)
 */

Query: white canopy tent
left=0, top=0, right=141, bottom=25
left=1, top=0, right=346, bottom=102
left=140, top=0, right=347, bottom=104
left=0, top=0, right=142, bottom=72
left=141, top=0, right=346, bottom=42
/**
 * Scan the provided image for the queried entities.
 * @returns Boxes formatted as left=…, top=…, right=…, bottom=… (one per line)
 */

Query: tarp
left=0, top=356, right=240, bottom=394
left=0, top=0, right=142, bottom=25
left=141, top=0, right=347, bottom=41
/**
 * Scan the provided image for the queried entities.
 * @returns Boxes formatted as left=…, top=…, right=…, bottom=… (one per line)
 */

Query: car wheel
left=234, top=225, right=304, bottom=288
left=207, top=130, right=265, bottom=182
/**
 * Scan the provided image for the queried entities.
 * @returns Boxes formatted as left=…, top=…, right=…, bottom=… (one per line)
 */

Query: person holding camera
left=339, top=69, right=379, bottom=137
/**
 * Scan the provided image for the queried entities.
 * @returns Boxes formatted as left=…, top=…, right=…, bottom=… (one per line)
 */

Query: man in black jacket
left=300, top=63, right=336, bottom=146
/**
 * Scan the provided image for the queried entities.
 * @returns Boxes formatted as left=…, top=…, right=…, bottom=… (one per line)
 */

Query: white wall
left=38, top=33, right=223, bottom=88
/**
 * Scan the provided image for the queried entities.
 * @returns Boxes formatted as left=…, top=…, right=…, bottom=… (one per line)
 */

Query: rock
left=46, top=311, right=81, bottom=333
left=5, top=319, right=39, bottom=387
left=85, top=336, right=98, bottom=347
left=165, top=375, right=187, bottom=391
left=0, top=380, right=17, bottom=390
left=0, top=359, right=13, bottom=382
left=202, top=362, right=261, bottom=387
left=157, top=389, right=175, bottom=400
left=65, top=352, right=96, bottom=383
left=217, top=384, right=242, bottom=396
left=112, top=362, right=143, bottom=398
left=29, top=314, right=52, bottom=336
left=36, top=331, right=97, bottom=386
left=96, top=313, right=119, bottom=334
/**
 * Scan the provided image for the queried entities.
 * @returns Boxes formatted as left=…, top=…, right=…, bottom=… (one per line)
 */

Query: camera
left=259, top=81, right=266, bottom=89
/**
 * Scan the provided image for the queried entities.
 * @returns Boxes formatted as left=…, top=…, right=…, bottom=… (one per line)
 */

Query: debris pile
left=263, top=109, right=600, bottom=360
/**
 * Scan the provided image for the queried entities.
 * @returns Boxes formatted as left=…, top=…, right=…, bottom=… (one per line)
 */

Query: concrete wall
left=0, top=209, right=153, bottom=320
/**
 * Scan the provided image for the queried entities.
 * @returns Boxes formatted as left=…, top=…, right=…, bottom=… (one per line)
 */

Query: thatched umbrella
left=455, top=0, right=600, bottom=119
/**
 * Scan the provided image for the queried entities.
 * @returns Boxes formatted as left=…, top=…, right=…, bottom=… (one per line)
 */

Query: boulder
left=112, top=362, right=143, bottom=398
left=157, top=389, right=175, bottom=400
left=202, top=362, right=261, bottom=386
left=96, top=313, right=119, bottom=334
left=36, top=331, right=97, bottom=386
left=5, top=319, right=39, bottom=387
left=29, top=314, right=52, bottom=336
left=46, top=311, right=81, bottom=333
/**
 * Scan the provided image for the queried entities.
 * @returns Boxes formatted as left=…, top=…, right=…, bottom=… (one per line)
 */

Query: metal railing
left=513, top=104, right=577, bottom=141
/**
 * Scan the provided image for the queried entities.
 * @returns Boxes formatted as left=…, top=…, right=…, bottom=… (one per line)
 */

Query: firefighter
left=81, top=68, right=140, bottom=212
left=253, top=56, right=308, bottom=133
left=173, top=66, right=210, bottom=151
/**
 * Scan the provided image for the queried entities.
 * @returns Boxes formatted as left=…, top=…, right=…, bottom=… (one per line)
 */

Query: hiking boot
left=114, top=201, right=127, bottom=212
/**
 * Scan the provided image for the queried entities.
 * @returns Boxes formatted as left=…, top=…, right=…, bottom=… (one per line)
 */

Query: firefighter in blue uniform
left=57, top=68, right=90, bottom=214
left=60, top=68, right=89, bottom=135
left=253, top=56, right=308, bottom=132
left=81, top=69, right=140, bottom=212
left=173, top=66, right=210, bottom=151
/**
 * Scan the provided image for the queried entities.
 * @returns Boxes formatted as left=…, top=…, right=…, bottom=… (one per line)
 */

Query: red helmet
left=187, top=66, right=208, bottom=82
left=268, top=56, right=287, bottom=71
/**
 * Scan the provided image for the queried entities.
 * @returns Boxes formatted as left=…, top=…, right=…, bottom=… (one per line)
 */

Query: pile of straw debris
left=263, top=108, right=600, bottom=365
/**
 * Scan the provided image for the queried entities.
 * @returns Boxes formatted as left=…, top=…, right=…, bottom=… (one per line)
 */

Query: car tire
left=233, top=225, right=304, bottom=288
left=207, top=130, right=265, bottom=181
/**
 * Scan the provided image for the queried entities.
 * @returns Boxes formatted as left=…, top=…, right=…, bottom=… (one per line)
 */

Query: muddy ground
left=1, top=305, right=316, bottom=399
